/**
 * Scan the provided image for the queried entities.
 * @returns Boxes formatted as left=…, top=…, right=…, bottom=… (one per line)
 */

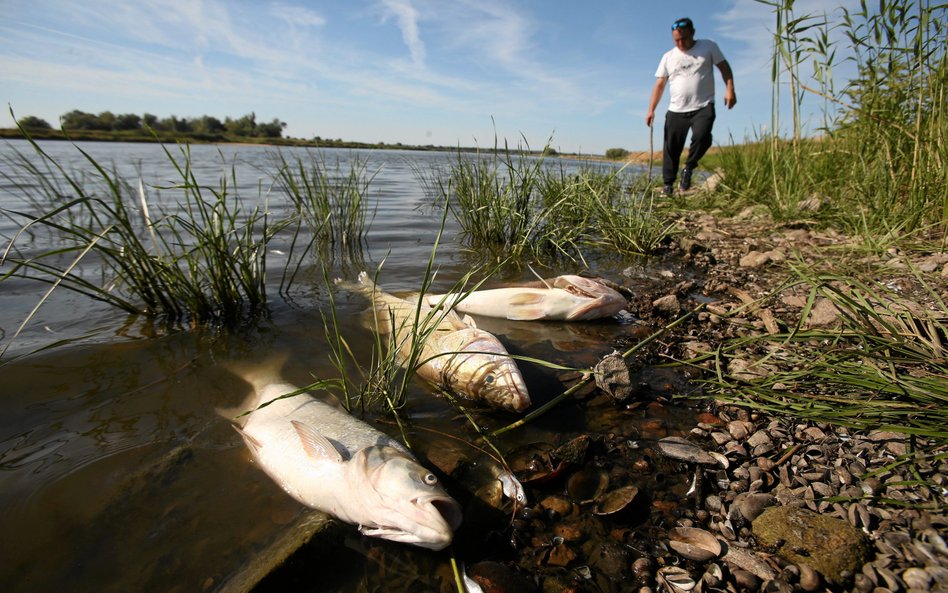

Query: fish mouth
left=566, top=296, right=624, bottom=321
left=429, top=496, right=464, bottom=531
left=362, top=495, right=462, bottom=550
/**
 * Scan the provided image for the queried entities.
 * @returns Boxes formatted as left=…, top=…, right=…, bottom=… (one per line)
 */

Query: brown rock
left=652, top=294, right=681, bottom=315
left=805, top=298, right=841, bottom=328
left=740, top=250, right=772, bottom=268
left=752, top=506, right=870, bottom=586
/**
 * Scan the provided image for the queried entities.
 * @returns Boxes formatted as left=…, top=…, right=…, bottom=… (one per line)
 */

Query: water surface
left=0, top=140, right=692, bottom=593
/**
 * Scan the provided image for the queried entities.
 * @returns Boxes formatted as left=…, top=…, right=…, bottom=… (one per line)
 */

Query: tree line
left=16, top=110, right=287, bottom=138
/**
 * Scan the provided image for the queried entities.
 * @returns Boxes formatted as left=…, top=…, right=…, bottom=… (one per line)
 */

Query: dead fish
left=225, top=357, right=463, bottom=550
left=340, top=272, right=530, bottom=412
left=426, top=274, right=626, bottom=321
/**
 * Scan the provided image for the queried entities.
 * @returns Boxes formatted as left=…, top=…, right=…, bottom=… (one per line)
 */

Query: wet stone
left=735, top=492, right=776, bottom=522
left=656, top=436, right=719, bottom=466
left=753, top=505, right=871, bottom=586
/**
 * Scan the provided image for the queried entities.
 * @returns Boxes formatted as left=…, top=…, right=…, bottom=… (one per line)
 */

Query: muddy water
left=0, top=141, right=697, bottom=593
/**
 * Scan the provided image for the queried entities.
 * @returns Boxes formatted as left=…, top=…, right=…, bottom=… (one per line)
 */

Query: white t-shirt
left=655, top=39, right=726, bottom=113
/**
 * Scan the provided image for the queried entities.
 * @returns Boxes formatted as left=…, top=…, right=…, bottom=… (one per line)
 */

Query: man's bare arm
left=717, top=60, right=736, bottom=109
left=646, top=77, right=668, bottom=127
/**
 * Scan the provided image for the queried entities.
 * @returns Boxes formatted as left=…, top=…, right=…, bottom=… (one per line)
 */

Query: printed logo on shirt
left=671, top=55, right=704, bottom=79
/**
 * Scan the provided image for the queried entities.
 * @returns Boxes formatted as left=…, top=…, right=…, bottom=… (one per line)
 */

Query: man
left=646, top=17, right=736, bottom=195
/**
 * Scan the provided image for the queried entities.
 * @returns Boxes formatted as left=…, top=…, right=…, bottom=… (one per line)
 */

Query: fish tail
left=333, top=270, right=376, bottom=297
left=226, top=350, right=291, bottom=392
left=216, top=350, right=292, bottom=421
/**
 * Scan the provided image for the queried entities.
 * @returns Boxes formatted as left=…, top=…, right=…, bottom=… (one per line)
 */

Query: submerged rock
left=752, top=505, right=870, bottom=586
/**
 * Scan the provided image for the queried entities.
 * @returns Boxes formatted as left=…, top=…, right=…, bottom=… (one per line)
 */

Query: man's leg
left=663, top=111, right=689, bottom=187
left=684, top=104, right=716, bottom=170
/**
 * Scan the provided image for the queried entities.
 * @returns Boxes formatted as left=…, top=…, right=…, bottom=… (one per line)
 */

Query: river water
left=0, top=140, right=696, bottom=593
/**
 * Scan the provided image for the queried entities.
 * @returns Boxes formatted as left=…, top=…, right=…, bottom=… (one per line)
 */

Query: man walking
left=645, top=17, right=736, bottom=195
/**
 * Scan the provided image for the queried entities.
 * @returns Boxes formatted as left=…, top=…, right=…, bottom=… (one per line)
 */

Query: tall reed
left=712, top=0, right=947, bottom=242
left=273, top=151, right=376, bottom=256
left=1, top=134, right=280, bottom=343
left=437, top=141, right=673, bottom=264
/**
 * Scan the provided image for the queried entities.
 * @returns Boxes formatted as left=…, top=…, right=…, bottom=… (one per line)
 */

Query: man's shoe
left=662, top=184, right=674, bottom=196
left=679, top=168, right=694, bottom=191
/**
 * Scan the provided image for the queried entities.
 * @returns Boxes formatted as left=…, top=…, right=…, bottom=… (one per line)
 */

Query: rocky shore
left=462, top=205, right=947, bottom=593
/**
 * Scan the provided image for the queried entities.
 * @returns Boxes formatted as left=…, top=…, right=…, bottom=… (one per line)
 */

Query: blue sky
left=1, top=0, right=858, bottom=154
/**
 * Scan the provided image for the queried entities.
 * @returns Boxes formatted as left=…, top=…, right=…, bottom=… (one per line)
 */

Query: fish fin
left=506, top=296, right=547, bottom=320
left=232, top=424, right=263, bottom=455
left=508, top=310, right=547, bottom=321
left=508, top=293, right=546, bottom=305
left=292, top=420, right=344, bottom=463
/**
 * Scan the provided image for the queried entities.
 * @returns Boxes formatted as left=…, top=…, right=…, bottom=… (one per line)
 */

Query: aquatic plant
left=589, top=173, right=677, bottom=256
left=272, top=151, right=376, bottom=269
left=435, top=139, right=674, bottom=265
left=0, top=134, right=283, bottom=350
left=441, top=139, right=559, bottom=261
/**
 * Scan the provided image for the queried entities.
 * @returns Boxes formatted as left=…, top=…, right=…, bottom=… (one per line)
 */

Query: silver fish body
left=230, top=369, right=462, bottom=550
left=427, top=274, right=626, bottom=321
left=344, top=272, right=530, bottom=412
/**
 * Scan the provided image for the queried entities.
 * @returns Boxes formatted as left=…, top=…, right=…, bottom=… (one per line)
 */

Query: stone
left=679, top=238, right=708, bottom=255
left=804, top=298, right=841, bottom=328
left=739, top=250, right=772, bottom=268
left=652, top=294, right=680, bottom=315
left=594, top=353, right=633, bottom=401
left=736, top=492, right=776, bottom=522
left=727, top=420, right=753, bottom=441
left=752, top=506, right=870, bottom=586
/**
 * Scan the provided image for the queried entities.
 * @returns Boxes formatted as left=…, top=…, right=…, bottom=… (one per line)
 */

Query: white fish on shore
left=225, top=357, right=463, bottom=550
left=340, top=272, right=531, bottom=412
left=426, top=274, right=627, bottom=321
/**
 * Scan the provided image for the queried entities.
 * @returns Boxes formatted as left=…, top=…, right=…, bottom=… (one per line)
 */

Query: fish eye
left=423, top=473, right=438, bottom=485
left=485, top=374, right=495, bottom=384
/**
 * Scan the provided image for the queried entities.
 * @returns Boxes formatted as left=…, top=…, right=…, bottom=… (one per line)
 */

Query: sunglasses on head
left=672, top=19, right=692, bottom=30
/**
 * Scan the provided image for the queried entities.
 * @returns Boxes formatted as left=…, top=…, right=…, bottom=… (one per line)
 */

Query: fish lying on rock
left=339, top=272, right=531, bottom=412
left=426, top=274, right=627, bottom=321
left=224, top=357, right=463, bottom=550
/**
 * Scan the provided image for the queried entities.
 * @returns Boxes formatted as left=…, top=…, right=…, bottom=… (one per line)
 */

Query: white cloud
left=378, top=0, right=426, bottom=66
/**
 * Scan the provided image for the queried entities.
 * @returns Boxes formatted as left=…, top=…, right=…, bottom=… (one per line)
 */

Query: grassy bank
left=667, top=0, right=948, bottom=442
left=689, top=0, right=947, bottom=246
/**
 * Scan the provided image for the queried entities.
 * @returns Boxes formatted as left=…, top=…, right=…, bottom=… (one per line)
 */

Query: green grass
left=694, top=264, right=948, bottom=440
left=434, top=140, right=675, bottom=265
left=688, top=0, right=948, bottom=247
left=1, top=135, right=283, bottom=353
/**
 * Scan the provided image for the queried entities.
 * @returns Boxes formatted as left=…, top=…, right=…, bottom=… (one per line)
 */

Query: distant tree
left=18, top=116, right=52, bottom=130
left=254, top=117, right=286, bottom=138
left=225, top=113, right=257, bottom=136
left=113, top=113, right=142, bottom=131
left=542, top=146, right=559, bottom=156
left=159, top=115, right=191, bottom=132
left=605, top=148, right=629, bottom=160
left=61, top=109, right=101, bottom=130
left=97, top=111, right=117, bottom=130
left=194, top=115, right=225, bottom=134
left=142, top=113, right=159, bottom=129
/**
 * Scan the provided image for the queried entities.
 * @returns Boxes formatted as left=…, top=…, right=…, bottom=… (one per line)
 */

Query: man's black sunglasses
left=672, top=19, right=693, bottom=30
